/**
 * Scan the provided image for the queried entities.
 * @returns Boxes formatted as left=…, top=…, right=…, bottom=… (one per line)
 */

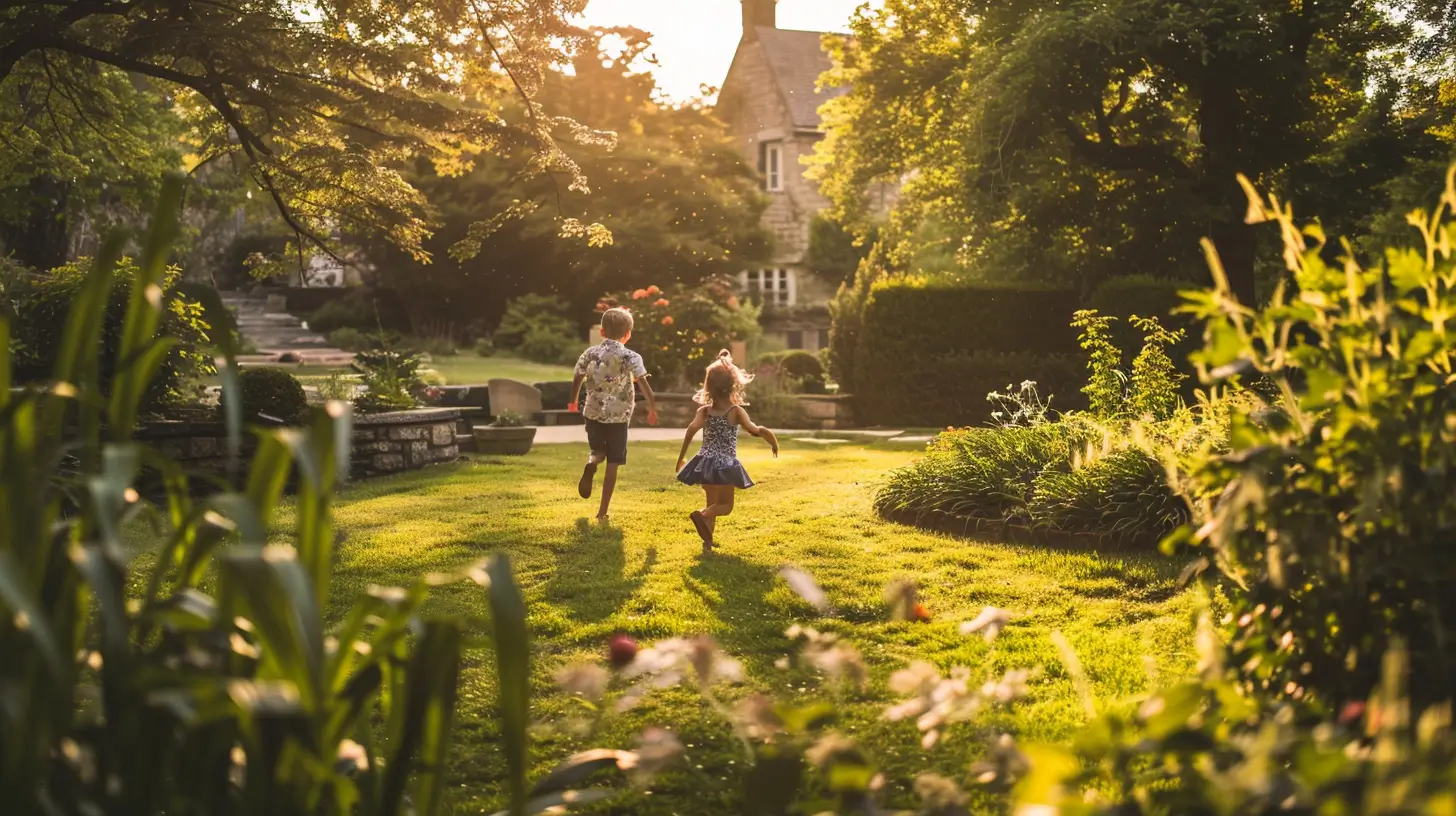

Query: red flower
left=632, top=289, right=649, bottom=300
left=726, top=295, right=740, bottom=309
left=646, top=285, right=661, bottom=296
left=654, top=298, right=670, bottom=307
left=661, top=316, right=674, bottom=326
left=913, top=603, right=932, bottom=623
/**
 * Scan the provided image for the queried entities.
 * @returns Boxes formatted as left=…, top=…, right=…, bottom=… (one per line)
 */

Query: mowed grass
left=235, top=354, right=576, bottom=390
left=266, top=439, right=1198, bottom=814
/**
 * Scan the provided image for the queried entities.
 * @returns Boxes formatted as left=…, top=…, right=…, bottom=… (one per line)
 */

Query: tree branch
left=1064, top=121, right=1194, bottom=179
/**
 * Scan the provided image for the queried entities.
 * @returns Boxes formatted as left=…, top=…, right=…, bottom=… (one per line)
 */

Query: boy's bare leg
left=597, top=463, right=619, bottom=521
left=579, top=451, right=603, bottom=499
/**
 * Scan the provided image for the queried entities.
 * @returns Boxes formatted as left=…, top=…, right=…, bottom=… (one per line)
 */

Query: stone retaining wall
left=135, top=408, right=463, bottom=481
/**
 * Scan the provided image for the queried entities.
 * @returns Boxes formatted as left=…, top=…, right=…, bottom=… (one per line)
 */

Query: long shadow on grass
left=686, top=554, right=792, bottom=673
left=544, top=518, right=656, bottom=624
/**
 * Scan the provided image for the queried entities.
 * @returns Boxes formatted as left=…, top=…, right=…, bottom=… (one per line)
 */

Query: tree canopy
left=0, top=0, right=602, bottom=267
left=811, top=0, right=1456, bottom=303
left=362, top=27, right=770, bottom=332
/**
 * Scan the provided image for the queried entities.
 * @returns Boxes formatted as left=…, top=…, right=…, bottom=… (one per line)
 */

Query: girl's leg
left=702, top=485, right=735, bottom=537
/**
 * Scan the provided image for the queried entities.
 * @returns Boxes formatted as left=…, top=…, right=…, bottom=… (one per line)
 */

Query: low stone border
left=135, top=407, right=463, bottom=482
left=878, top=507, right=1163, bottom=552
left=628, top=392, right=857, bottom=430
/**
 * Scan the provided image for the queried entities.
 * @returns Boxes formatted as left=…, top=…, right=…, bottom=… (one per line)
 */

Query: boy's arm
left=567, top=350, right=589, bottom=413
left=636, top=375, right=659, bottom=426
left=678, top=408, right=706, bottom=469
left=568, top=372, right=584, bottom=413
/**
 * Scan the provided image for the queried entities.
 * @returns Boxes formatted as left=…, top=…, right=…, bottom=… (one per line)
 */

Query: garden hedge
left=854, top=280, right=1081, bottom=426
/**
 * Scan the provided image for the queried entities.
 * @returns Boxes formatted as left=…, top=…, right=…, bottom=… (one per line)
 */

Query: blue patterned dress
left=678, top=410, right=755, bottom=489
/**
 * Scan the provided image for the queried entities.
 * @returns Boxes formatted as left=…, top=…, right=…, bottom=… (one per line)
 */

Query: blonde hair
left=694, top=349, right=753, bottom=406
left=600, top=307, right=634, bottom=340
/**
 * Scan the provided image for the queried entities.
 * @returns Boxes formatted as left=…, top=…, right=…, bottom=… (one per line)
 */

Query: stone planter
left=473, top=425, right=537, bottom=456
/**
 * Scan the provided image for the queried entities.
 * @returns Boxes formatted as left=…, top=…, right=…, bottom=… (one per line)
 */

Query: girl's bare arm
left=733, top=407, right=779, bottom=457
left=678, top=407, right=708, bottom=469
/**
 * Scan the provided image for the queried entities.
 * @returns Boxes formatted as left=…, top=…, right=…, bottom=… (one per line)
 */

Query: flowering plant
left=598, top=275, right=760, bottom=388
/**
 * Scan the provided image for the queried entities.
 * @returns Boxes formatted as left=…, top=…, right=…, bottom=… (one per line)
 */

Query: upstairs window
left=759, top=141, right=784, bottom=192
left=741, top=268, right=796, bottom=307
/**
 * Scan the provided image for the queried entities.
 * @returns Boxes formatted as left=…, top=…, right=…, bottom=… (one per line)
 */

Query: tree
left=0, top=0, right=601, bottom=264
left=362, top=27, right=770, bottom=333
left=810, top=0, right=1455, bottom=304
left=0, top=57, right=183, bottom=268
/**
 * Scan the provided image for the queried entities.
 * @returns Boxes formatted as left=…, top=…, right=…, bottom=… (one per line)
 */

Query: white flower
left=336, top=739, right=369, bottom=775
left=778, top=565, right=830, bottom=612
left=959, top=606, right=1012, bottom=643
left=914, top=772, right=969, bottom=809
left=620, top=636, right=744, bottom=703
left=554, top=663, right=609, bottom=704
left=633, top=727, right=683, bottom=781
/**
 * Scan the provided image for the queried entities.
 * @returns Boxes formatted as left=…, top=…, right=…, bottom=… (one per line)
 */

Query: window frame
left=764, top=142, right=783, bottom=192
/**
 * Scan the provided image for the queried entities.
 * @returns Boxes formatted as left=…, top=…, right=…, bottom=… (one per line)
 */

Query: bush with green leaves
left=1166, top=169, right=1456, bottom=709
left=494, top=294, right=580, bottom=364
left=598, top=277, right=761, bottom=388
left=0, top=255, right=213, bottom=410
left=351, top=347, right=422, bottom=413
left=327, top=326, right=371, bottom=352
left=220, top=367, right=308, bottom=425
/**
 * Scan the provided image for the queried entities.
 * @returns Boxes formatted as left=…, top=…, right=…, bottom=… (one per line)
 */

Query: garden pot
left=473, top=425, right=536, bottom=456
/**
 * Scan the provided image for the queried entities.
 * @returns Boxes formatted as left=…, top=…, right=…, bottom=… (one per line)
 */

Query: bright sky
left=577, top=0, right=879, bottom=101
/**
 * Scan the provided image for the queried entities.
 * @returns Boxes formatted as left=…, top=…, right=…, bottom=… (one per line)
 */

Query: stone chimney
left=742, top=0, right=777, bottom=41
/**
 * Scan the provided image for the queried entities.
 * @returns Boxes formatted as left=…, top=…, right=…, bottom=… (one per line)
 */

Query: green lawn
left=240, top=354, right=575, bottom=388
left=269, top=439, right=1196, bottom=813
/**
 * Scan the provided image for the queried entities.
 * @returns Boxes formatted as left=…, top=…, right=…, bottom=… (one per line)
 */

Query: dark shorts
left=585, top=419, right=629, bottom=465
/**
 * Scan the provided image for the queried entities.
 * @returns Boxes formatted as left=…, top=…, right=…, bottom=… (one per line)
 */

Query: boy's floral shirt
left=575, top=339, right=646, bottom=424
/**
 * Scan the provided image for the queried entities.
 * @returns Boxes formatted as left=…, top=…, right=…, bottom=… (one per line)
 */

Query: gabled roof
left=751, top=27, right=848, bottom=131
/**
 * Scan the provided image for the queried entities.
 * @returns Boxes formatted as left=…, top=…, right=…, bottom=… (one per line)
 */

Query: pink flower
left=654, top=298, right=670, bottom=307
left=661, top=316, right=674, bottom=326
left=632, top=289, right=649, bottom=300
left=646, top=285, right=662, bottom=296
left=726, top=295, right=740, bottom=309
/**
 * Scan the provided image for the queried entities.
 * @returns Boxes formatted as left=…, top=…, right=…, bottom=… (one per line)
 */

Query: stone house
left=716, top=0, right=848, bottom=353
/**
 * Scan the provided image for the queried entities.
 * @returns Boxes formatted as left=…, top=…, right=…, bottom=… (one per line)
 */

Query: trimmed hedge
left=861, top=351, right=1086, bottom=427
left=854, top=280, right=1082, bottom=426
left=221, top=367, right=308, bottom=425
left=1086, top=275, right=1200, bottom=370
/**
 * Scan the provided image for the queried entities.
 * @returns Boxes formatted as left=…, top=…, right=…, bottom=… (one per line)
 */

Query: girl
left=677, top=350, right=779, bottom=551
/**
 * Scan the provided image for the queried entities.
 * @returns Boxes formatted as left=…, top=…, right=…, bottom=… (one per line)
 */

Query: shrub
left=221, top=367, right=308, bottom=424
left=518, top=324, right=582, bottom=366
left=876, top=423, right=1087, bottom=523
left=327, top=326, right=371, bottom=352
left=854, top=279, right=1081, bottom=424
left=174, top=281, right=239, bottom=348
left=745, top=376, right=805, bottom=428
left=1087, top=274, right=1199, bottom=363
left=827, top=241, right=894, bottom=391
left=495, top=294, right=578, bottom=351
left=1, top=256, right=213, bottom=410
left=860, top=351, right=1086, bottom=427
left=599, top=277, right=761, bottom=388
left=1167, top=170, right=1456, bottom=709
left=475, top=336, right=497, bottom=357
left=352, top=347, right=422, bottom=413
left=1029, top=447, right=1190, bottom=543
left=305, top=289, right=408, bottom=334
left=408, top=334, right=459, bottom=358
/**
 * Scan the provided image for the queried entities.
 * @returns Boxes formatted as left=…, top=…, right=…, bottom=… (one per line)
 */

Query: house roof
left=752, top=27, right=848, bottom=131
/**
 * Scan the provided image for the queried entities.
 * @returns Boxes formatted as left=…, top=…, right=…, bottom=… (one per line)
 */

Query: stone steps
left=221, top=291, right=354, bottom=365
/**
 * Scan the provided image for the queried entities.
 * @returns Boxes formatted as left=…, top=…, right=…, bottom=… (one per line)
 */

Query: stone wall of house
left=135, top=408, right=463, bottom=483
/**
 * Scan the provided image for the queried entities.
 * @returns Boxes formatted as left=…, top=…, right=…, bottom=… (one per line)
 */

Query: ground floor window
left=787, top=330, right=804, bottom=350
left=741, top=268, right=796, bottom=306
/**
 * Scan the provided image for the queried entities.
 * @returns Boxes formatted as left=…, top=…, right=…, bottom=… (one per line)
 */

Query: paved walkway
left=532, top=425, right=927, bottom=445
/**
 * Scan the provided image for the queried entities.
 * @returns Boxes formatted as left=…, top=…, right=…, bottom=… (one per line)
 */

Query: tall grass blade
left=487, top=554, right=531, bottom=816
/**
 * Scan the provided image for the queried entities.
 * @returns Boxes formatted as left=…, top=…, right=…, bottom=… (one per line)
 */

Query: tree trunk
left=1208, top=218, right=1258, bottom=308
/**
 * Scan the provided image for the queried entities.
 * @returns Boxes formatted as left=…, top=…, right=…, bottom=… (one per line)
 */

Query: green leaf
left=487, top=554, right=532, bottom=816
left=0, top=550, right=66, bottom=677
left=219, top=546, right=324, bottom=710
left=381, top=620, right=463, bottom=816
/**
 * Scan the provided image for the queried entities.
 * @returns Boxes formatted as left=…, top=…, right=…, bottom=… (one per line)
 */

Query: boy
left=567, top=307, right=658, bottom=523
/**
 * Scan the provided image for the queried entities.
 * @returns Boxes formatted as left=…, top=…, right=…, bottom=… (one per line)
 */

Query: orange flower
left=726, top=295, right=740, bottom=309
left=913, top=603, right=932, bottom=623
left=646, top=285, right=661, bottom=296
left=632, top=289, right=649, bottom=300
left=654, top=298, right=670, bottom=307
left=661, top=316, right=674, bottom=326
